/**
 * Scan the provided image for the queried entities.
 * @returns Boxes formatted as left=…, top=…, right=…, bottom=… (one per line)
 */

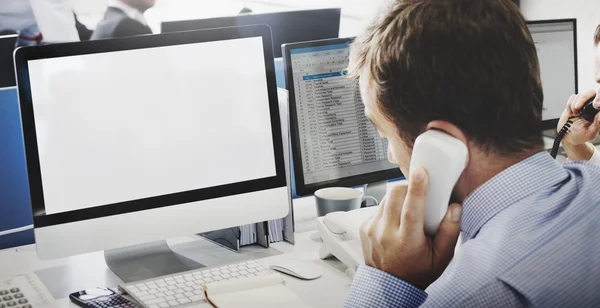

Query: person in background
left=0, top=0, right=79, bottom=46
left=558, top=24, right=600, bottom=163
left=91, top=0, right=155, bottom=40
left=343, top=0, right=600, bottom=307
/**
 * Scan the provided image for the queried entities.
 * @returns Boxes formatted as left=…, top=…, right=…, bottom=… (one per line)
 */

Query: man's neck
left=454, top=148, right=541, bottom=203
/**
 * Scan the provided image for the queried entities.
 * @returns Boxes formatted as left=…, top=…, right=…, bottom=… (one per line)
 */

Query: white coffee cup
left=314, top=187, right=379, bottom=217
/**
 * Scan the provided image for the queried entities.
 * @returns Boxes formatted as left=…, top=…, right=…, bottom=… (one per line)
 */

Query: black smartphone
left=69, top=288, right=139, bottom=308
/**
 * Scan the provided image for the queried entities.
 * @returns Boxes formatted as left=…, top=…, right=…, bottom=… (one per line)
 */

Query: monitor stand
left=104, top=240, right=204, bottom=283
left=362, top=180, right=387, bottom=207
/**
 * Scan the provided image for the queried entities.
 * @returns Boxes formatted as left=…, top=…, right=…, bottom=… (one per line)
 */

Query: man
left=91, top=0, right=155, bottom=40
left=558, top=24, right=600, bottom=163
left=344, top=0, right=600, bottom=307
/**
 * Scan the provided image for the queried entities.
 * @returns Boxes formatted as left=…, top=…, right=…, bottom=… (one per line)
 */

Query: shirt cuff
left=343, top=265, right=428, bottom=308
left=590, top=146, right=600, bottom=164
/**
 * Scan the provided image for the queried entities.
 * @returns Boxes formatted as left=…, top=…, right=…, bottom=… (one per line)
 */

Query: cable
left=551, top=98, right=598, bottom=159
left=550, top=115, right=578, bottom=159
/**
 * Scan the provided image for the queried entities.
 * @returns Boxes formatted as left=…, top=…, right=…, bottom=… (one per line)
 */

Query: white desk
left=0, top=197, right=352, bottom=308
left=2, top=145, right=598, bottom=307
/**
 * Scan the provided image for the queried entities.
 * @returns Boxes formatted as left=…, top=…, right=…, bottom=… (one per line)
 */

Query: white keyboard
left=119, top=260, right=273, bottom=308
left=0, top=273, right=56, bottom=308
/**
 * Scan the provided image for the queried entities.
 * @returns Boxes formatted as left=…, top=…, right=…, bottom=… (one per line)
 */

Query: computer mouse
left=270, top=259, right=322, bottom=280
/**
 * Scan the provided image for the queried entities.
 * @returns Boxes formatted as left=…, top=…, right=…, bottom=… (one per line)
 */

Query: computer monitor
left=15, top=25, right=289, bottom=277
left=527, top=19, right=577, bottom=130
left=0, top=34, right=17, bottom=88
left=282, top=38, right=402, bottom=202
left=0, top=33, right=35, bottom=249
left=161, top=9, right=341, bottom=58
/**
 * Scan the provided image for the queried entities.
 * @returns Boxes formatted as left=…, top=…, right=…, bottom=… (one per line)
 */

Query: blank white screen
left=529, top=22, right=577, bottom=121
left=28, top=37, right=277, bottom=215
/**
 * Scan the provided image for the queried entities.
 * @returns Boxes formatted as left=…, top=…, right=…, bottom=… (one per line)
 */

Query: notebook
left=203, top=273, right=311, bottom=308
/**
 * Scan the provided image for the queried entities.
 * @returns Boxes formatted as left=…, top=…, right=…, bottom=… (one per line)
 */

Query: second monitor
left=162, top=9, right=341, bottom=58
left=0, top=34, right=17, bottom=88
left=527, top=19, right=577, bottom=130
left=283, top=38, right=402, bottom=202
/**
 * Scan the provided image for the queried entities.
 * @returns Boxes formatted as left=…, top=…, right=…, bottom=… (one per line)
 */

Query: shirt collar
left=460, top=151, right=569, bottom=240
left=108, top=0, right=147, bottom=25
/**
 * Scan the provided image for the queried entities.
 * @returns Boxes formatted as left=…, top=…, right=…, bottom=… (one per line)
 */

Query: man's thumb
left=432, top=203, right=462, bottom=265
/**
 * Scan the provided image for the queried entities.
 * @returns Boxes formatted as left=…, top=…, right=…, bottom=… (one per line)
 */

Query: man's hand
left=359, top=167, right=462, bottom=290
left=558, top=90, right=600, bottom=160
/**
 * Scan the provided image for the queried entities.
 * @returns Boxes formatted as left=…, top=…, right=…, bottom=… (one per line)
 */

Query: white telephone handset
left=410, top=130, right=468, bottom=235
left=317, top=130, right=467, bottom=277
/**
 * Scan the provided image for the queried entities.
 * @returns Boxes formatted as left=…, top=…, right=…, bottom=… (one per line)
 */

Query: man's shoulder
left=509, top=159, right=600, bottom=237
left=496, top=208, right=600, bottom=306
left=488, top=159, right=600, bottom=230
left=90, top=8, right=127, bottom=40
left=90, top=7, right=151, bottom=40
left=561, top=159, right=600, bottom=200
left=112, top=18, right=152, bottom=37
left=494, top=161, right=600, bottom=306
left=91, top=19, right=151, bottom=40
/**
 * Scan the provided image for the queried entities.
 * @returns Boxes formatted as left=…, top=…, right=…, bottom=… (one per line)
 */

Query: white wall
left=521, top=0, right=599, bottom=92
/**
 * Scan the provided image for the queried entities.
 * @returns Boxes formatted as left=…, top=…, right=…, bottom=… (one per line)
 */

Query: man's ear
left=425, top=120, right=468, bottom=145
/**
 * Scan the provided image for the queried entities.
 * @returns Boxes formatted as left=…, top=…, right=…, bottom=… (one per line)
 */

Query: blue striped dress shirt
left=345, top=151, right=600, bottom=307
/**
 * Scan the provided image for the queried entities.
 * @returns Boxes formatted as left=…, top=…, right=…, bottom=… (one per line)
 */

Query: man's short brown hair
left=595, top=24, right=600, bottom=45
left=350, top=0, right=544, bottom=155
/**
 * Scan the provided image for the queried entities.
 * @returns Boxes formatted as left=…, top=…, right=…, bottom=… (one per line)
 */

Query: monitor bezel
left=15, top=25, right=287, bottom=228
left=282, top=37, right=403, bottom=197
left=0, top=34, right=18, bottom=88
left=161, top=8, right=342, bottom=58
left=527, top=18, right=578, bottom=131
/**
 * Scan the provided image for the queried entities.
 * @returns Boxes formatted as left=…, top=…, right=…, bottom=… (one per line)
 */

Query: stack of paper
left=268, top=219, right=284, bottom=243
left=239, top=224, right=257, bottom=246
left=239, top=219, right=285, bottom=246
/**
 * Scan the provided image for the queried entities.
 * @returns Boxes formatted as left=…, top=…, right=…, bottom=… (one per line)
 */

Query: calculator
left=69, top=288, right=140, bottom=308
